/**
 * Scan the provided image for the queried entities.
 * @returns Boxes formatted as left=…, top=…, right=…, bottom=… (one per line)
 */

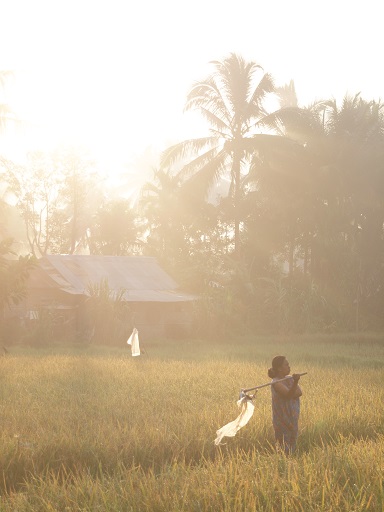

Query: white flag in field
left=127, top=328, right=140, bottom=357
left=214, top=396, right=255, bottom=446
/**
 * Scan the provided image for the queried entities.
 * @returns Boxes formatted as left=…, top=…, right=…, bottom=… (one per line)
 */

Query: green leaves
left=0, top=238, right=36, bottom=310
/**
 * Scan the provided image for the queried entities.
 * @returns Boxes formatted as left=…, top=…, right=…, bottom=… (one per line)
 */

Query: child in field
left=268, top=355, right=302, bottom=454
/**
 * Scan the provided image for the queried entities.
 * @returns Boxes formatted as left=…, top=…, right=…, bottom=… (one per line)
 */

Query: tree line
left=1, top=55, right=384, bottom=337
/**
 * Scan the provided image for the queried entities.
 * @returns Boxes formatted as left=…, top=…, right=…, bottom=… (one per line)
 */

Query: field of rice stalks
left=0, top=333, right=383, bottom=511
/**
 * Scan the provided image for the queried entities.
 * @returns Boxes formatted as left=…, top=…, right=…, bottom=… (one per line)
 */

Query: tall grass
left=0, top=334, right=383, bottom=511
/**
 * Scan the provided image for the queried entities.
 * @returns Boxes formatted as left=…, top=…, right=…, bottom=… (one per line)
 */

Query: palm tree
left=313, top=94, right=384, bottom=329
left=161, top=53, right=301, bottom=255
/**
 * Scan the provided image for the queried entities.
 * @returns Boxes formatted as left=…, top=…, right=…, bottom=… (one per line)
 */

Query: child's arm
left=273, top=375, right=302, bottom=398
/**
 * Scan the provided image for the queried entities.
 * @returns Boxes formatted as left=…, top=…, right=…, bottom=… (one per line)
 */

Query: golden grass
left=0, top=334, right=383, bottom=511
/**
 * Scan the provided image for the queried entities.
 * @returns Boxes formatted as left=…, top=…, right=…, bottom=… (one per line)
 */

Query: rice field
left=0, top=333, right=383, bottom=511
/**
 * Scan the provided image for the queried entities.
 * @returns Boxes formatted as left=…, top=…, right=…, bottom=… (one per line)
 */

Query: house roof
left=30, top=255, right=196, bottom=303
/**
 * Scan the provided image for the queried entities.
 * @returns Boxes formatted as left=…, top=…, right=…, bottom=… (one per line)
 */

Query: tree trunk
left=232, top=151, right=241, bottom=258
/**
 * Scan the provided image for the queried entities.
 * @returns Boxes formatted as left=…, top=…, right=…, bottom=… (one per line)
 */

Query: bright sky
left=0, top=0, right=383, bottom=184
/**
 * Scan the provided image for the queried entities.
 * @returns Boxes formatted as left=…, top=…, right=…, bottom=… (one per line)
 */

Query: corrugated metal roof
left=33, top=255, right=196, bottom=303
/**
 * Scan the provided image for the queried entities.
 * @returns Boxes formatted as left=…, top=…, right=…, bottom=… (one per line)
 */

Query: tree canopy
left=2, top=57, right=384, bottom=336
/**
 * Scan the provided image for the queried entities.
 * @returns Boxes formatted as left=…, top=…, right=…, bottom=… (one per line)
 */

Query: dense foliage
left=0, top=238, right=35, bottom=344
left=1, top=55, right=384, bottom=335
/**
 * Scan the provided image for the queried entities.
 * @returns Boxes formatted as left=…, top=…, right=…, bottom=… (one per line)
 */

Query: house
left=23, top=255, right=196, bottom=342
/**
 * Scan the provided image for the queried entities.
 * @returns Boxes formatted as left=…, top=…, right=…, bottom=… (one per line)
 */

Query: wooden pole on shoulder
left=242, top=372, right=307, bottom=394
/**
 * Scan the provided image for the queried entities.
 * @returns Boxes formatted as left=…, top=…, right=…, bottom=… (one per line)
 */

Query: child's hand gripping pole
left=241, top=372, right=307, bottom=395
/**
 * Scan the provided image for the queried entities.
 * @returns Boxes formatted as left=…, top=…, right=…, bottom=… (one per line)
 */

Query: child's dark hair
left=268, top=355, right=286, bottom=378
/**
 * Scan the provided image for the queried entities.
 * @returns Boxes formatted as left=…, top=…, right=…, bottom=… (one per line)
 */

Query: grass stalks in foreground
left=0, top=334, right=383, bottom=511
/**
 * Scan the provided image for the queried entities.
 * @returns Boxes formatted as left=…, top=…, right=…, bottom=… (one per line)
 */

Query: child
left=268, top=355, right=302, bottom=454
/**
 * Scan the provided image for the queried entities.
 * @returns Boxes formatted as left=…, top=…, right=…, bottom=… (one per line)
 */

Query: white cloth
left=127, top=328, right=140, bottom=357
left=214, top=396, right=255, bottom=445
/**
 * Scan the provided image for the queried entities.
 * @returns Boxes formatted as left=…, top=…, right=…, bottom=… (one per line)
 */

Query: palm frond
left=258, top=107, right=322, bottom=141
left=160, top=137, right=217, bottom=170
left=213, top=54, right=267, bottom=130
left=181, top=149, right=231, bottom=200
left=218, top=55, right=252, bottom=116
left=240, top=133, right=302, bottom=161
left=252, top=110, right=286, bottom=137
left=211, top=55, right=240, bottom=109
left=199, top=107, right=231, bottom=135
left=275, top=80, right=299, bottom=108
left=177, top=143, right=224, bottom=181
left=141, top=181, right=160, bottom=195
left=248, top=73, right=275, bottom=113
left=186, top=78, right=232, bottom=126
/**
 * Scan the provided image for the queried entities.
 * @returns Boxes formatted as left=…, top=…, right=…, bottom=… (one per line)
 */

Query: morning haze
left=0, top=1, right=383, bottom=510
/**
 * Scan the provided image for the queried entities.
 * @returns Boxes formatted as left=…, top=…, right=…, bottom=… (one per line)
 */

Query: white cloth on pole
left=214, top=396, right=255, bottom=445
left=127, top=328, right=140, bottom=357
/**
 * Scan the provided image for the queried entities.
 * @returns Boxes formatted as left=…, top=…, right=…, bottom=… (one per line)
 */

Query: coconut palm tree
left=312, top=94, right=384, bottom=329
left=161, top=53, right=302, bottom=255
